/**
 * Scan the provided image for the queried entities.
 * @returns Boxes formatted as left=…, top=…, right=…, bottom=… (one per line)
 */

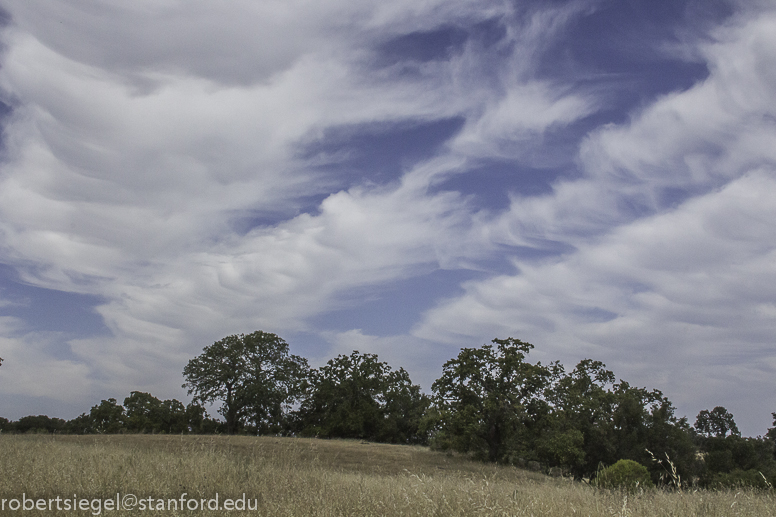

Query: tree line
left=2, top=332, right=776, bottom=488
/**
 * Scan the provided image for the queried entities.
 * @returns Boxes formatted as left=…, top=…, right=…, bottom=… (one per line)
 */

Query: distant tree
left=157, top=398, right=188, bottom=434
left=695, top=407, right=740, bottom=439
left=378, top=366, right=430, bottom=444
left=609, top=381, right=696, bottom=484
left=766, top=413, right=776, bottom=444
left=185, top=401, right=223, bottom=434
left=297, top=350, right=428, bottom=443
left=124, top=391, right=162, bottom=433
left=183, top=331, right=309, bottom=434
left=430, top=338, right=552, bottom=462
left=540, top=359, right=616, bottom=476
left=13, top=415, right=66, bottom=434
left=124, top=391, right=188, bottom=434
left=64, top=413, right=96, bottom=434
left=89, top=398, right=126, bottom=434
left=697, top=435, right=776, bottom=487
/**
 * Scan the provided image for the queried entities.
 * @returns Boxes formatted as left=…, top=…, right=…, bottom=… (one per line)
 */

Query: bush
left=594, top=459, right=654, bottom=491
left=708, top=469, right=772, bottom=489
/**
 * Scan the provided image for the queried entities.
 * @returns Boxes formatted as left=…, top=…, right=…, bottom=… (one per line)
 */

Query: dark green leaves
left=297, top=350, right=429, bottom=443
left=182, top=331, right=309, bottom=434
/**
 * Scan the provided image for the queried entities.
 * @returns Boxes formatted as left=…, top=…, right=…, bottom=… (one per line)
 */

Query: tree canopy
left=431, top=338, right=552, bottom=462
left=182, top=331, right=309, bottom=434
left=297, top=350, right=429, bottom=443
left=695, top=406, right=741, bottom=439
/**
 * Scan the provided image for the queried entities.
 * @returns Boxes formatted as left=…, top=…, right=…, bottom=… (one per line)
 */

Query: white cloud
left=0, top=317, right=92, bottom=401
left=318, top=328, right=455, bottom=393
left=484, top=7, right=776, bottom=249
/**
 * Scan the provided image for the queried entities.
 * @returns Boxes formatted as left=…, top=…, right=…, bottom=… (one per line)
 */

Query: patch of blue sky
left=308, top=268, right=487, bottom=337
left=536, top=0, right=720, bottom=114
left=375, top=25, right=471, bottom=66
left=429, top=161, right=571, bottom=210
left=230, top=117, right=468, bottom=234
left=281, top=330, right=341, bottom=366
left=227, top=192, right=333, bottom=235
left=300, top=117, right=466, bottom=186
left=0, top=264, right=109, bottom=339
left=375, top=15, right=508, bottom=64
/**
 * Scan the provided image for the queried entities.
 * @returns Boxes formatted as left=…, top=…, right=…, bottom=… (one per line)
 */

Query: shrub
left=708, top=469, right=772, bottom=489
left=594, top=459, right=654, bottom=491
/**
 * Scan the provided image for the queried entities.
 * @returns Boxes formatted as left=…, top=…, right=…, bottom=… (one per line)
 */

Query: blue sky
left=0, top=0, right=775, bottom=436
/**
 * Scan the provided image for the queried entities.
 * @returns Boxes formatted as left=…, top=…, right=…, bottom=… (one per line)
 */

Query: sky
left=0, top=0, right=774, bottom=437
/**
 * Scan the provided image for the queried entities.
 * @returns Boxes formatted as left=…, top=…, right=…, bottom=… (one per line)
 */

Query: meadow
left=1, top=434, right=774, bottom=516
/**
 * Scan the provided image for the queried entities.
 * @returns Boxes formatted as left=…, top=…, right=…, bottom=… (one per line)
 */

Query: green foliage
left=1, top=395, right=218, bottom=436
left=535, top=429, right=585, bottom=469
left=297, top=351, right=429, bottom=443
left=89, top=398, right=126, bottom=434
left=766, top=412, right=776, bottom=444
left=707, top=469, right=772, bottom=489
left=607, top=382, right=697, bottom=484
left=542, top=359, right=616, bottom=476
left=695, top=407, right=740, bottom=438
left=430, top=338, right=551, bottom=462
left=11, top=415, right=67, bottom=434
left=9, top=328, right=776, bottom=491
left=182, top=331, right=309, bottom=434
left=63, top=413, right=96, bottom=434
left=695, top=435, right=776, bottom=488
left=594, top=459, right=654, bottom=491
left=124, top=391, right=190, bottom=434
left=428, top=338, right=696, bottom=482
left=185, top=401, right=224, bottom=434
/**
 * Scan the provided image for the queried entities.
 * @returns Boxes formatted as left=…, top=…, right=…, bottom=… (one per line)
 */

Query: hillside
left=1, top=435, right=774, bottom=516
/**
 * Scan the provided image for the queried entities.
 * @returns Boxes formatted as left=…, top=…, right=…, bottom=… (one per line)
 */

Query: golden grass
left=1, top=434, right=774, bottom=516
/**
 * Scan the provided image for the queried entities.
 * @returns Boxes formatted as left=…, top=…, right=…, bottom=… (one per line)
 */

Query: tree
left=182, top=331, right=309, bottom=434
left=297, top=350, right=429, bottom=443
left=124, top=391, right=163, bottom=433
left=64, top=413, right=96, bottom=434
left=185, top=401, right=223, bottom=434
left=124, top=391, right=188, bottom=434
left=610, top=382, right=696, bottom=484
left=89, top=398, right=126, bottom=434
left=767, top=413, right=776, bottom=443
left=540, top=359, right=616, bottom=476
left=13, top=415, right=66, bottom=434
left=430, top=338, right=551, bottom=462
left=378, top=367, right=430, bottom=444
left=695, top=407, right=740, bottom=439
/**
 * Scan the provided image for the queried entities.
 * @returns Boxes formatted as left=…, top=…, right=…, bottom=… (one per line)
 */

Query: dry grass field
left=1, top=434, right=774, bottom=516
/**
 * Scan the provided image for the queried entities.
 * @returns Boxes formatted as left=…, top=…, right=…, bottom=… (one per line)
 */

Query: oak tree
left=183, top=331, right=309, bottom=434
